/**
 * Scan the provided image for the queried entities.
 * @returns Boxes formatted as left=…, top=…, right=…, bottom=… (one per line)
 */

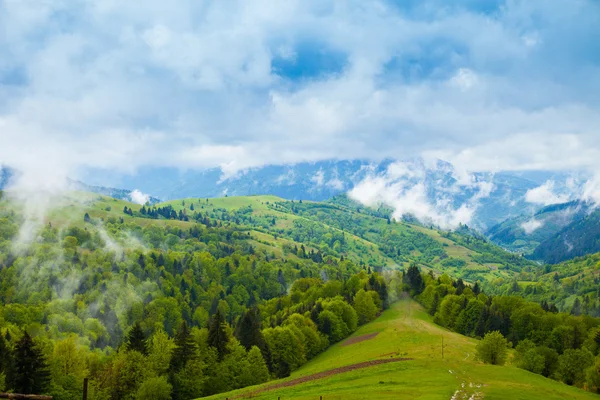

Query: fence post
left=83, top=378, right=88, bottom=400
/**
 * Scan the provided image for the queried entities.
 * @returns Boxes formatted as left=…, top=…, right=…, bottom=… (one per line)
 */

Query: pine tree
left=236, top=308, right=264, bottom=351
left=83, top=212, right=91, bottom=223
left=126, top=322, right=148, bottom=355
left=10, top=332, right=50, bottom=394
left=170, top=321, right=197, bottom=373
left=208, top=310, right=229, bottom=360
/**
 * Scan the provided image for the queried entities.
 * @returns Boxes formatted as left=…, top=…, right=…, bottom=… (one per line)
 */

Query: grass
left=200, top=300, right=597, bottom=400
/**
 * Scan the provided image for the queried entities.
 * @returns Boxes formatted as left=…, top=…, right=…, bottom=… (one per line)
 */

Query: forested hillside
left=0, top=190, right=584, bottom=399
left=487, top=201, right=590, bottom=256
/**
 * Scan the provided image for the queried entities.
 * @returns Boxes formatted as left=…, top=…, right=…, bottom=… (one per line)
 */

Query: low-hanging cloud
left=525, top=181, right=571, bottom=206
left=0, top=0, right=599, bottom=196
left=129, top=189, right=151, bottom=205
left=521, top=218, right=544, bottom=234
left=348, top=161, right=492, bottom=230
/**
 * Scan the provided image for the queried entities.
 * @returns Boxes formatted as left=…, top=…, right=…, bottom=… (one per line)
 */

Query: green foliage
left=9, top=331, right=50, bottom=394
left=557, top=348, right=594, bottom=386
left=353, top=290, right=379, bottom=325
left=126, top=322, right=148, bottom=355
left=476, top=331, right=509, bottom=365
left=135, top=376, right=172, bottom=400
left=207, top=311, right=229, bottom=360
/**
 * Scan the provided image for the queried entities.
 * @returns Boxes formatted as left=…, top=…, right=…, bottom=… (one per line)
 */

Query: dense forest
left=0, top=199, right=391, bottom=399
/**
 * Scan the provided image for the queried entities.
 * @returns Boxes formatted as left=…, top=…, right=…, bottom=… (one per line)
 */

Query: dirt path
left=341, top=332, right=379, bottom=346
left=231, top=358, right=413, bottom=399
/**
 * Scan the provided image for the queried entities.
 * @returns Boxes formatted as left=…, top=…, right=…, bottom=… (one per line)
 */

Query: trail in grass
left=231, top=358, right=413, bottom=399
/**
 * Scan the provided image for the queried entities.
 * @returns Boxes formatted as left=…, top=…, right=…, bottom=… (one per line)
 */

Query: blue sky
left=0, top=0, right=599, bottom=187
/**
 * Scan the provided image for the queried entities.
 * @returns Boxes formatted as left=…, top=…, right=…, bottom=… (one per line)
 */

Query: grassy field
left=201, top=299, right=597, bottom=400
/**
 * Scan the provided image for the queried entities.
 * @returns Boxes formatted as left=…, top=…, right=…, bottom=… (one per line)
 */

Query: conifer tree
left=208, top=310, right=229, bottom=360
left=236, top=308, right=264, bottom=351
left=126, top=322, right=148, bottom=355
left=10, top=332, right=50, bottom=394
left=169, top=321, right=197, bottom=373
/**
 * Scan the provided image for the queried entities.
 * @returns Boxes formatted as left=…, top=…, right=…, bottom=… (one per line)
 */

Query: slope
left=155, top=195, right=536, bottom=284
left=487, top=201, right=590, bottom=256
left=532, top=208, right=600, bottom=264
left=201, top=299, right=595, bottom=400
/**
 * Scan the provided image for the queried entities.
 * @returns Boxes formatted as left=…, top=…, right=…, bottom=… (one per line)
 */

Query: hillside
left=202, top=299, right=596, bottom=400
left=79, top=160, right=575, bottom=229
left=487, top=201, right=589, bottom=256
left=531, top=208, right=600, bottom=264
left=153, top=194, right=536, bottom=286
left=0, top=190, right=583, bottom=400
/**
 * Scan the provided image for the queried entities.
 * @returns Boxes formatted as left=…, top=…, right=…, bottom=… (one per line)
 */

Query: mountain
left=486, top=201, right=592, bottom=255
left=532, top=208, right=600, bottom=264
left=486, top=199, right=600, bottom=264
left=80, top=159, right=576, bottom=230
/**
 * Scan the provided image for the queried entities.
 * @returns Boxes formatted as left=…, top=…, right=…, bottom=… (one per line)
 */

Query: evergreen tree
left=169, top=322, right=197, bottom=373
left=126, top=322, right=148, bottom=355
left=208, top=310, right=229, bottom=360
left=403, top=264, right=424, bottom=295
left=9, top=332, right=50, bottom=394
left=235, top=308, right=264, bottom=351
left=83, top=212, right=91, bottom=223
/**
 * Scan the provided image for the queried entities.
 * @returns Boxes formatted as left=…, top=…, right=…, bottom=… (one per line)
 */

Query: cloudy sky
left=1, top=0, right=599, bottom=184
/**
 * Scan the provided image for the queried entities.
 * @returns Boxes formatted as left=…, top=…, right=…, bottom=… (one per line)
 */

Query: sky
left=1, top=0, right=600, bottom=188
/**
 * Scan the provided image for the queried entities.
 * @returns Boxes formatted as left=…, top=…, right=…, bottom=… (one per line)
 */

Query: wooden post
left=0, top=394, right=53, bottom=400
left=83, top=378, right=89, bottom=400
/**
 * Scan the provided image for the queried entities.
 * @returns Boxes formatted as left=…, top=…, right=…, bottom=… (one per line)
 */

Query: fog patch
left=521, top=218, right=544, bottom=234
left=130, top=189, right=150, bottom=205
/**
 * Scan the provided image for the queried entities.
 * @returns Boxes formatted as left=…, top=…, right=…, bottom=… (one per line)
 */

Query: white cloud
left=347, top=161, right=490, bottom=230
left=326, top=177, right=345, bottom=190
left=0, top=0, right=599, bottom=198
left=129, top=189, right=150, bottom=205
left=311, top=169, right=325, bottom=186
left=521, top=218, right=544, bottom=234
left=449, top=68, right=478, bottom=91
left=525, top=181, right=570, bottom=206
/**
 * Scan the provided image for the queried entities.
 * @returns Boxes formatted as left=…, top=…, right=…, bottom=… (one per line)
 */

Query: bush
left=476, top=331, right=509, bottom=365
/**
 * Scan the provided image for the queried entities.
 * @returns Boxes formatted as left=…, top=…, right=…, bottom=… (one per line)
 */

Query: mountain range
left=79, top=159, right=578, bottom=230
left=3, top=160, right=597, bottom=264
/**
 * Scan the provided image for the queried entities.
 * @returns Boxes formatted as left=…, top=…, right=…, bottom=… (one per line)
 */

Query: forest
left=2, top=193, right=600, bottom=398
left=0, top=199, right=390, bottom=399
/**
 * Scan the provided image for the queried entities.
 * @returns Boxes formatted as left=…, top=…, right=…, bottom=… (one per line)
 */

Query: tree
left=557, top=348, right=594, bottom=386
left=235, top=308, right=264, bottom=351
left=9, top=332, right=50, bottom=394
left=126, top=322, right=148, bottom=355
left=135, top=376, right=172, bottom=400
left=514, top=339, right=544, bottom=374
left=208, top=310, right=229, bottom=360
left=243, top=346, right=270, bottom=386
left=83, top=213, right=91, bottom=223
left=170, top=322, right=197, bottom=373
left=476, top=331, right=509, bottom=365
left=353, top=290, right=378, bottom=324
left=403, top=264, right=424, bottom=295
